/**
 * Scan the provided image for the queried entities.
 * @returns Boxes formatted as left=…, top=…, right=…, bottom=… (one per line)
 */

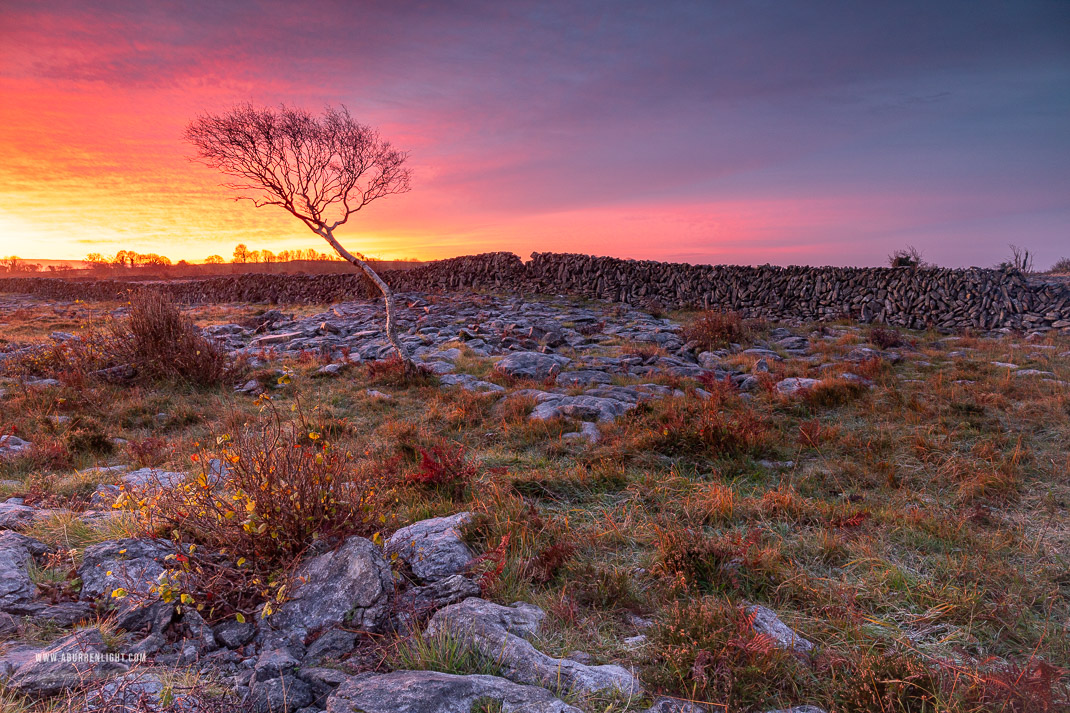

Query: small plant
left=833, top=647, right=946, bottom=712
left=365, top=356, right=436, bottom=387
left=522, top=541, right=575, bottom=585
left=682, top=310, right=747, bottom=351
left=1048, top=257, right=1070, bottom=274
left=389, top=627, right=503, bottom=677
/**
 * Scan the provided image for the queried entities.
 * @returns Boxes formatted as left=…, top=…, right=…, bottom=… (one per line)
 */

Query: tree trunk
left=319, top=228, right=412, bottom=368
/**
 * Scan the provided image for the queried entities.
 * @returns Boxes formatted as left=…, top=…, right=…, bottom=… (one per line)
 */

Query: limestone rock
left=0, top=501, right=38, bottom=530
left=748, top=604, right=814, bottom=655
left=260, top=536, right=393, bottom=650
left=495, top=352, right=571, bottom=380
left=775, top=377, right=821, bottom=396
left=325, top=670, right=582, bottom=713
left=0, top=536, right=37, bottom=614
left=427, top=598, right=642, bottom=696
left=386, top=512, right=474, bottom=583
left=8, top=628, right=128, bottom=697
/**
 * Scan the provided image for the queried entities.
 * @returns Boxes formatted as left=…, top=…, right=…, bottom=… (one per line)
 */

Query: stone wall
left=3, top=251, right=1069, bottom=331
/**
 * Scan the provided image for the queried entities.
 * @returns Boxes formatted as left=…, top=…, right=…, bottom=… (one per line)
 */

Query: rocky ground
left=0, top=291, right=1068, bottom=712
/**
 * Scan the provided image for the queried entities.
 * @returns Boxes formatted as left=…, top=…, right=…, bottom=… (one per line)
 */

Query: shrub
left=125, top=436, right=171, bottom=468
left=833, top=648, right=946, bottom=712
left=867, top=327, right=902, bottom=349
left=1049, top=257, right=1070, bottom=274
left=636, top=397, right=769, bottom=460
left=802, top=378, right=869, bottom=408
left=408, top=441, right=477, bottom=501
left=682, top=310, right=747, bottom=351
left=564, top=562, right=644, bottom=613
left=888, top=246, right=927, bottom=268
left=653, top=525, right=787, bottom=597
left=646, top=596, right=805, bottom=709
left=3, top=330, right=117, bottom=383
left=124, top=402, right=386, bottom=620
left=995, top=244, right=1034, bottom=273
left=962, top=657, right=1068, bottom=712
left=111, top=290, right=230, bottom=385
left=522, top=541, right=575, bottom=585
left=365, top=356, right=436, bottom=387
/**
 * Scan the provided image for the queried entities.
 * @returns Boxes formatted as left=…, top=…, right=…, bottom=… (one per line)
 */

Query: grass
left=1, top=296, right=1068, bottom=711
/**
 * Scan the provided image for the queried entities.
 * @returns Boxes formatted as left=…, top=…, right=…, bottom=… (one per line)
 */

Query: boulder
left=0, top=435, right=31, bottom=459
left=0, top=535, right=38, bottom=614
left=438, top=374, right=506, bottom=393
left=0, top=501, right=38, bottom=530
left=83, top=671, right=165, bottom=711
left=213, top=618, right=257, bottom=649
left=747, top=604, right=814, bottom=655
left=495, top=352, right=571, bottom=381
left=394, top=574, right=482, bottom=630
left=386, top=513, right=474, bottom=583
left=775, top=377, right=821, bottom=396
left=303, top=628, right=359, bottom=664
left=8, top=628, right=128, bottom=697
left=530, top=395, right=633, bottom=423
left=250, top=674, right=314, bottom=713
left=427, top=598, right=642, bottom=696
left=260, top=536, right=393, bottom=650
left=77, top=538, right=180, bottom=633
left=325, top=670, right=581, bottom=713
left=645, top=697, right=708, bottom=713
left=555, top=370, right=614, bottom=387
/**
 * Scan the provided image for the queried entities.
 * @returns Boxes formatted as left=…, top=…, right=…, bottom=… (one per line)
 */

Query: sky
left=0, top=0, right=1068, bottom=268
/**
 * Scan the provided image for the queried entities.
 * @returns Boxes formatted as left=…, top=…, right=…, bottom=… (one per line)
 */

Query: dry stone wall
left=3, top=251, right=1069, bottom=332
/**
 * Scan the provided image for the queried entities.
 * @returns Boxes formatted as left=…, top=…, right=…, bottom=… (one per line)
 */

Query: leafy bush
left=3, top=290, right=230, bottom=387
left=123, top=401, right=387, bottom=620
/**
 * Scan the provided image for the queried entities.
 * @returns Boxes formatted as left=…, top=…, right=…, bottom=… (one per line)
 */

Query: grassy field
left=1, top=294, right=1068, bottom=712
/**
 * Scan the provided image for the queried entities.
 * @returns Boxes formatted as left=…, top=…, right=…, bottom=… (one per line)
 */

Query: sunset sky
left=1, top=1, right=1067, bottom=268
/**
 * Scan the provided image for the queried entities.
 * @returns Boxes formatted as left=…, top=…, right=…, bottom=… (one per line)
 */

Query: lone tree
left=185, top=104, right=413, bottom=364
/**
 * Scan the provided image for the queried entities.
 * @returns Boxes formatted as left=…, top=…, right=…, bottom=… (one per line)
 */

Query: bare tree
left=185, top=104, right=413, bottom=365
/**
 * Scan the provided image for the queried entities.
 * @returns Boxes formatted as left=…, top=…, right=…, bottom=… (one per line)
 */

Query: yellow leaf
left=235, top=613, right=246, bottom=624
left=111, top=588, right=128, bottom=599
left=237, top=557, right=247, bottom=567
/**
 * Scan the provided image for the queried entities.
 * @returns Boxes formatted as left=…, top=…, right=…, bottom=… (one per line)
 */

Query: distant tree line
left=1, top=256, right=77, bottom=274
